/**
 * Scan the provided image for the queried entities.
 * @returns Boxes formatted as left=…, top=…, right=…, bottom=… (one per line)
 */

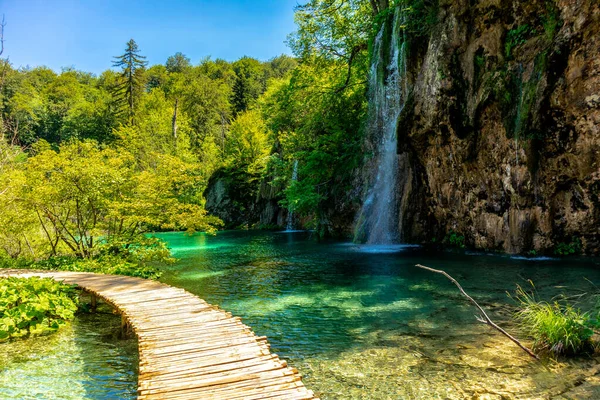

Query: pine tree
left=112, top=39, right=147, bottom=124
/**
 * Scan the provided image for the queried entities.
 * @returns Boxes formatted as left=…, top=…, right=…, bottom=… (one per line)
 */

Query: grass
left=512, top=283, right=594, bottom=355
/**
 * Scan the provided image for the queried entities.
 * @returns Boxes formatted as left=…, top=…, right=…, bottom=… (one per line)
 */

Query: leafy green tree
left=265, top=54, right=298, bottom=81
left=231, top=57, right=265, bottom=115
left=260, top=61, right=367, bottom=230
left=145, top=64, right=169, bottom=91
left=225, top=109, right=272, bottom=174
left=198, top=57, right=236, bottom=87
left=176, top=70, right=231, bottom=150
left=166, top=52, right=191, bottom=73
left=112, top=39, right=148, bottom=124
left=2, top=140, right=221, bottom=259
left=288, top=0, right=374, bottom=92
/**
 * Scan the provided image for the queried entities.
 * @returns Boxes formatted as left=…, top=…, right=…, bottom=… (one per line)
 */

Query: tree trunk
left=172, top=98, right=178, bottom=141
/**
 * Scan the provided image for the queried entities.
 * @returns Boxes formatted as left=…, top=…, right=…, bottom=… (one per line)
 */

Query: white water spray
left=356, top=7, right=409, bottom=244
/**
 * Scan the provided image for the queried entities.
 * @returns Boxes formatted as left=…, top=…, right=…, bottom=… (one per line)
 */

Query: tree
left=288, top=0, right=373, bottom=92
left=225, top=109, right=271, bottom=174
left=231, top=57, right=265, bottom=115
left=5, top=140, right=221, bottom=259
left=112, top=39, right=148, bottom=124
left=165, top=52, right=191, bottom=73
left=265, top=55, right=298, bottom=81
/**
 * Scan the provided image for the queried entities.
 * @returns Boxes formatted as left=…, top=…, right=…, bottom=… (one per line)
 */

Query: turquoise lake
left=2, top=230, right=600, bottom=399
left=157, top=230, right=600, bottom=399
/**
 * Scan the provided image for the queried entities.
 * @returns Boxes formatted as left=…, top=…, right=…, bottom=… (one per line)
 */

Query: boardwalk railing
left=0, top=270, right=319, bottom=400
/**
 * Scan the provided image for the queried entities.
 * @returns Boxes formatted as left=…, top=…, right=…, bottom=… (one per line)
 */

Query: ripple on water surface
left=0, top=306, right=138, bottom=400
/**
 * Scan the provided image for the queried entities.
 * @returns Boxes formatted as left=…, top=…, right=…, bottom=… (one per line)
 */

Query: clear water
left=0, top=304, right=138, bottom=400
left=157, top=230, right=600, bottom=399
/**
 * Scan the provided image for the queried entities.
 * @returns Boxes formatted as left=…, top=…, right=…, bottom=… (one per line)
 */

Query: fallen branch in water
left=415, top=263, right=539, bottom=360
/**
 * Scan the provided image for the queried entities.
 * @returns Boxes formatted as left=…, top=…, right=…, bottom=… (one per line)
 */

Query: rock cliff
left=386, top=0, right=600, bottom=254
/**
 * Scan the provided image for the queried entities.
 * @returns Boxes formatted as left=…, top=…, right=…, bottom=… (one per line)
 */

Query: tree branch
left=415, top=264, right=539, bottom=360
left=336, top=43, right=367, bottom=93
left=0, top=15, right=5, bottom=57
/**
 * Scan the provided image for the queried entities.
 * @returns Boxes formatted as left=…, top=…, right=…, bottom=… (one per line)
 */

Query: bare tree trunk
left=23, top=234, right=35, bottom=257
left=172, top=98, right=178, bottom=141
left=415, top=264, right=539, bottom=360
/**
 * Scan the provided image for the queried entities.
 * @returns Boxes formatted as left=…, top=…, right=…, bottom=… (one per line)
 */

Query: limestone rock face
left=204, top=168, right=287, bottom=229
left=388, top=0, right=600, bottom=254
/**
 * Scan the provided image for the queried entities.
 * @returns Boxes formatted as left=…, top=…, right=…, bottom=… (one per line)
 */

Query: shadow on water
left=156, top=230, right=600, bottom=399
left=0, top=302, right=138, bottom=400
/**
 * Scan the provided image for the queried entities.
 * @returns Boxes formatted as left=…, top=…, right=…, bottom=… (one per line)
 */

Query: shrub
left=554, top=237, right=582, bottom=256
left=443, top=230, right=465, bottom=248
left=31, top=256, right=162, bottom=280
left=512, top=284, right=594, bottom=355
left=0, top=277, right=79, bottom=341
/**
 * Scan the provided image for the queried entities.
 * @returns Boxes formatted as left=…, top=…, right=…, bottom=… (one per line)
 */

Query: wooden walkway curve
left=0, top=270, right=319, bottom=400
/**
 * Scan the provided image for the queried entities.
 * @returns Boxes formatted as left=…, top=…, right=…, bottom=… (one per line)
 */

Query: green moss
left=541, top=1, right=561, bottom=42
left=504, top=25, right=535, bottom=60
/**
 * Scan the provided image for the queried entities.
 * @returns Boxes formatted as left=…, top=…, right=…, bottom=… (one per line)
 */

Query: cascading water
left=355, top=6, right=409, bottom=244
left=286, top=160, right=299, bottom=231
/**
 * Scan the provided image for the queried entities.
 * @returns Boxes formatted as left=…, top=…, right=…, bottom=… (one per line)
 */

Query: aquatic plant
left=554, top=237, right=582, bottom=256
left=512, top=284, right=594, bottom=355
left=0, top=277, right=79, bottom=341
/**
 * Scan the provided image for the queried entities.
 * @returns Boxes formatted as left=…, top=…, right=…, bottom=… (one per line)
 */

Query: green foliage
left=0, top=277, right=79, bottom=341
left=443, top=230, right=465, bottom=248
left=231, top=57, right=266, bottom=115
left=0, top=140, right=221, bottom=260
left=165, top=52, right=191, bottom=74
left=554, top=237, right=582, bottom=256
left=225, top=109, right=272, bottom=174
left=512, top=284, right=594, bottom=355
left=265, top=62, right=367, bottom=226
left=541, top=1, right=561, bottom=42
left=504, top=25, right=535, bottom=59
left=112, top=39, right=148, bottom=123
left=32, top=256, right=162, bottom=280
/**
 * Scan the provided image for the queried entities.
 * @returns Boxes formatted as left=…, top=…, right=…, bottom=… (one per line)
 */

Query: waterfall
left=355, top=6, right=409, bottom=244
left=286, top=160, right=299, bottom=231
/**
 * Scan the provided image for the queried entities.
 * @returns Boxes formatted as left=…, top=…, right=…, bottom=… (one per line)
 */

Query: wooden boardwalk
left=0, top=270, right=319, bottom=400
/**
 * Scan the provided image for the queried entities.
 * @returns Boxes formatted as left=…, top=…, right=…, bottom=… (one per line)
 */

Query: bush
left=0, top=277, right=79, bottom=341
left=512, top=284, right=594, bottom=355
left=0, top=235, right=169, bottom=280
left=554, top=237, right=582, bottom=256
left=443, top=230, right=465, bottom=248
left=31, top=256, right=162, bottom=280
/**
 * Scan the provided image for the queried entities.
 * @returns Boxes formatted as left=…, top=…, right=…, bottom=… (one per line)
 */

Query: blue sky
left=0, top=0, right=299, bottom=74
